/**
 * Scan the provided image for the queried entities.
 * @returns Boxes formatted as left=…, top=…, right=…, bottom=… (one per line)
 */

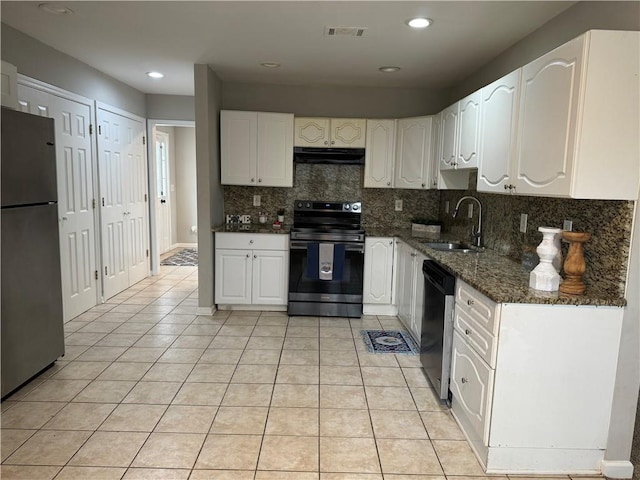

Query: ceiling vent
left=324, top=26, right=367, bottom=37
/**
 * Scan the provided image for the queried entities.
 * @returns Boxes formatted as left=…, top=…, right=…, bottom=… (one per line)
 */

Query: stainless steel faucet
left=452, top=195, right=483, bottom=248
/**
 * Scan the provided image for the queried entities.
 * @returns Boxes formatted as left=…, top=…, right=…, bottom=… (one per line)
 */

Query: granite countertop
left=366, top=227, right=626, bottom=307
left=212, top=223, right=291, bottom=234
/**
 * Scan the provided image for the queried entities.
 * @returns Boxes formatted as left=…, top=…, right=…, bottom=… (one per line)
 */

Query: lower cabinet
left=215, top=233, right=289, bottom=307
left=450, top=279, right=624, bottom=474
left=395, top=239, right=425, bottom=342
left=362, top=237, right=395, bottom=314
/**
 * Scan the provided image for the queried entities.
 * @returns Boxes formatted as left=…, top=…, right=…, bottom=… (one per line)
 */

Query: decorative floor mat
left=160, top=248, right=198, bottom=266
left=360, top=330, right=419, bottom=355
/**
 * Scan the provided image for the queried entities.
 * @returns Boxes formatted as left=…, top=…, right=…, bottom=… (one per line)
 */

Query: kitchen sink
left=422, top=241, right=483, bottom=253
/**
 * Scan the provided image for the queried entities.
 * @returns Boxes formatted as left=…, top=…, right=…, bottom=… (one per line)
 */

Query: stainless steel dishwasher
left=420, top=259, right=456, bottom=403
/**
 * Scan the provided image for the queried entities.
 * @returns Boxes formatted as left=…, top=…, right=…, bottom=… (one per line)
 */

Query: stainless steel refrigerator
left=1, top=106, right=65, bottom=398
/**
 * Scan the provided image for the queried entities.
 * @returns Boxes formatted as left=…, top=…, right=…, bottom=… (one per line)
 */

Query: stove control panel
left=294, top=200, right=362, bottom=213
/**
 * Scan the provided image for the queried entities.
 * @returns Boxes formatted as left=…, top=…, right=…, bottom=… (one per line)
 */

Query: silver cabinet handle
left=467, top=299, right=474, bottom=306
left=461, top=378, right=468, bottom=384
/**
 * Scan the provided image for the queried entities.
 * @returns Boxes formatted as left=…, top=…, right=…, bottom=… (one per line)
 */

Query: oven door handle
left=290, top=241, right=365, bottom=253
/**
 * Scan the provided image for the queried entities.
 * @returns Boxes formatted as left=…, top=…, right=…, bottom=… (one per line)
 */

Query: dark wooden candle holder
left=559, top=231, right=591, bottom=295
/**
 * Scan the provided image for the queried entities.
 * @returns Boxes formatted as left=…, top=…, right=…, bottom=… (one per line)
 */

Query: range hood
left=293, top=147, right=365, bottom=165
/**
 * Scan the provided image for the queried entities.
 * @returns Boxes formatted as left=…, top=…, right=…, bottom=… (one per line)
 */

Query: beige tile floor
left=0, top=263, right=604, bottom=480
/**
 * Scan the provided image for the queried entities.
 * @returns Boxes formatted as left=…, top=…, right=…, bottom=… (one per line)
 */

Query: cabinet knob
left=324, top=140, right=329, bottom=145
left=467, top=299, right=474, bottom=306
left=254, top=254, right=257, bottom=259
left=421, top=183, right=426, bottom=187
left=461, top=378, right=468, bottom=384
left=389, top=240, right=393, bottom=245
left=331, top=140, right=335, bottom=145
left=246, top=254, right=250, bottom=258
left=504, top=184, right=509, bottom=190
left=251, top=178, right=255, bottom=182
left=410, top=253, right=416, bottom=257
left=258, top=178, right=262, bottom=183
left=249, top=239, right=254, bottom=244
left=464, top=329, right=471, bottom=335
left=387, top=181, right=391, bottom=186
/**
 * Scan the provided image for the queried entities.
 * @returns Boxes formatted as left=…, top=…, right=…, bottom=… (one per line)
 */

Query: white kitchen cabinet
left=1, top=60, right=18, bottom=109
left=439, top=91, right=481, bottom=171
left=215, top=233, right=289, bottom=307
left=450, top=279, right=624, bottom=474
left=394, top=116, right=433, bottom=190
left=364, top=119, right=396, bottom=188
left=477, top=70, right=521, bottom=194
left=512, top=30, right=639, bottom=200
left=221, top=110, right=293, bottom=187
left=294, top=117, right=366, bottom=148
left=363, top=237, right=395, bottom=314
left=394, top=239, right=425, bottom=342
left=432, top=112, right=472, bottom=190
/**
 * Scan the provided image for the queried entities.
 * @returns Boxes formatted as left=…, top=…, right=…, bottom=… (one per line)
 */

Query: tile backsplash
left=223, top=166, right=633, bottom=297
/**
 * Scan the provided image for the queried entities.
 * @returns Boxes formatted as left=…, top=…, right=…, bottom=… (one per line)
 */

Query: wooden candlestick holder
left=559, top=231, right=591, bottom=295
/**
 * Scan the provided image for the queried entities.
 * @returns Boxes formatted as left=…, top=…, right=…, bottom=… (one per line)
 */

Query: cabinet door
left=215, top=249, right=252, bottom=304
left=450, top=330, right=495, bottom=446
left=457, top=91, right=481, bottom=169
left=513, top=36, right=584, bottom=197
left=294, top=117, right=330, bottom=147
left=364, top=120, right=396, bottom=188
left=395, top=117, right=433, bottom=189
left=257, top=112, right=293, bottom=187
left=1, top=60, right=18, bottom=109
left=252, top=250, right=288, bottom=305
left=331, top=118, right=366, bottom=148
left=439, top=103, right=458, bottom=171
left=221, top=111, right=257, bottom=185
left=410, top=251, right=427, bottom=341
left=395, top=241, right=413, bottom=327
left=363, top=237, right=394, bottom=304
left=477, top=70, right=521, bottom=193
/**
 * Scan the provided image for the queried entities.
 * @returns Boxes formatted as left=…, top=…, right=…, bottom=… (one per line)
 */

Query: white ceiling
left=1, top=1, right=576, bottom=96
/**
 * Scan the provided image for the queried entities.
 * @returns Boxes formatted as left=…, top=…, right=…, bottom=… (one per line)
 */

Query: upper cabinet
left=477, top=70, right=521, bottom=193
left=439, top=91, right=481, bottom=171
left=394, top=116, right=434, bottom=189
left=1, top=60, right=18, bottom=110
left=221, top=110, right=294, bottom=187
left=512, top=30, right=639, bottom=199
left=364, top=119, right=396, bottom=188
left=294, top=117, right=366, bottom=148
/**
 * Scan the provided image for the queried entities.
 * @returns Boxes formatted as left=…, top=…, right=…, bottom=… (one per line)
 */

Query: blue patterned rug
left=160, top=248, right=198, bottom=266
left=361, top=330, right=419, bottom=355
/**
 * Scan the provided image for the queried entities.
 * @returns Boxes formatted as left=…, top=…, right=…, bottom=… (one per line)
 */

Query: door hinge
left=89, top=124, right=93, bottom=135
left=92, top=198, right=96, bottom=209
left=142, top=136, right=146, bottom=145
left=105, top=266, right=108, bottom=276
left=98, top=125, right=102, bottom=135
left=94, top=270, right=98, bottom=280
left=146, top=249, right=149, bottom=257
left=102, top=197, right=105, bottom=207
left=144, top=193, right=147, bottom=202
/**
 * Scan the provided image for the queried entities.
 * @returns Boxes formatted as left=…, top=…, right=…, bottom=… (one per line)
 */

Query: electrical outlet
left=520, top=213, right=528, bottom=233
left=563, top=219, right=573, bottom=231
left=253, top=195, right=261, bottom=207
left=445, top=201, right=450, bottom=214
left=395, top=199, right=403, bottom=211
left=467, top=204, right=474, bottom=218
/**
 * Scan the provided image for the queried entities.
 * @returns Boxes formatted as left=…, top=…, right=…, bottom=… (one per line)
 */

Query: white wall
left=174, top=127, right=197, bottom=244
left=147, top=94, right=195, bottom=122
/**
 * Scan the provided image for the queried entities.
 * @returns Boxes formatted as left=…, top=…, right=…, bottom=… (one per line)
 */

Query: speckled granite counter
left=366, top=227, right=626, bottom=307
left=212, top=224, right=291, bottom=234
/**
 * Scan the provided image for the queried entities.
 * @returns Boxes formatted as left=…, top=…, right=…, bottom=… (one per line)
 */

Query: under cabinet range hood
left=293, top=147, right=365, bottom=165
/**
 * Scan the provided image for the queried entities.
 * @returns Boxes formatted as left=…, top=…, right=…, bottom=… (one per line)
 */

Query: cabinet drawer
left=450, top=330, right=494, bottom=446
left=455, top=280, right=499, bottom=335
left=216, top=232, right=289, bottom=251
left=454, top=308, right=497, bottom=368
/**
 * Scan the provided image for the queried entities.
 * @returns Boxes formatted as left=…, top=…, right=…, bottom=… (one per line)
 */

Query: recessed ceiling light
left=260, top=62, right=281, bottom=68
left=379, top=66, right=401, bottom=73
left=406, top=17, right=433, bottom=29
left=146, top=71, right=164, bottom=79
left=38, top=3, right=73, bottom=15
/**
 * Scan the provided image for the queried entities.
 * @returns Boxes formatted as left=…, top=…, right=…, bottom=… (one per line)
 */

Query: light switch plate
left=445, top=201, right=450, bottom=214
left=563, top=219, right=573, bottom=231
left=395, top=199, right=403, bottom=211
left=253, top=195, right=261, bottom=207
left=520, top=213, right=528, bottom=233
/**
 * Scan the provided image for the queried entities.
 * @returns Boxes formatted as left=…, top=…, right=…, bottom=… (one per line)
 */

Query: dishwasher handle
left=423, top=260, right=456, bottom=295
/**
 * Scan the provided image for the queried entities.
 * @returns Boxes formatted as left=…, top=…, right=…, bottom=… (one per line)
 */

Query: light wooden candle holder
left=559, top=231, right=591, bottom=295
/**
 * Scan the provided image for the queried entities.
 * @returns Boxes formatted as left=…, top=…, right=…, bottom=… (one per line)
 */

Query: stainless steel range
left=287, top=200, right=365, bottom=317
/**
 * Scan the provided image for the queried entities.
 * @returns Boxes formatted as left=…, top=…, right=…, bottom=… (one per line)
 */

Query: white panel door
left=98, top=110, right=129, bottom=299
left=155, top=131, right=171, bottom=253
left=17, top=84, right=99, bottom=321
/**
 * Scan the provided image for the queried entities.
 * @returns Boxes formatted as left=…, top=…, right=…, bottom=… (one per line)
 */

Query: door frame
left=17, top=74, right=102, bottom=315
left=154, top=129, right=172, bottom=255
left=147, top=119, right=195, bottom=275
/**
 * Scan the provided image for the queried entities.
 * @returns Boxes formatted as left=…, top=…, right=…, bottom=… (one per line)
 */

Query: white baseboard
left=601, top=460, right=634, bottom=478
left=217, top=305, right=287, bottom=312
left=363, top=304, right=398, bottom=316
left=172, top=243, right=197, bottom=249
left=196, top=306, right=216, bottom=316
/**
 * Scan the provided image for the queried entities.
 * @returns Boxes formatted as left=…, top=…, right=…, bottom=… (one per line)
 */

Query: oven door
left=288, top=240, right=365, bottom=306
